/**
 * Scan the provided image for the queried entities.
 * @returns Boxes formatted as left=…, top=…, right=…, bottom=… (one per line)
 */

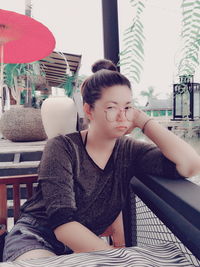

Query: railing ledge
left=129, top=174, right=200, bottom=261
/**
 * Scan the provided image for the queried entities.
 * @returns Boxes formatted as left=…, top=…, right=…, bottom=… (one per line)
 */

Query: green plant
left=119, top=1, right=200, bottom=85
left=178, top=0, right=200, bottom=77
left=140, top=86, right=159, bottom=103
left=4, top=62, right=40, bottom=106
left=119, top=0, right=147, bottom=84
left=58, top=75, right=75, bottom=97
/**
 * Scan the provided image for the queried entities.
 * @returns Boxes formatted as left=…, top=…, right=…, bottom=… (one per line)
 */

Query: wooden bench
left=0, top=174, right=38, bottom=231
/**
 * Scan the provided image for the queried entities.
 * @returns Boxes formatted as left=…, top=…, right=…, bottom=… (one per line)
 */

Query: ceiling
left=39, top=51, right=82, bottom=87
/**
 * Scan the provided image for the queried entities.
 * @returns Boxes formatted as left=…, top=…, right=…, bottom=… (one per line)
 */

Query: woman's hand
left=126, top=108, right=150, bottom=134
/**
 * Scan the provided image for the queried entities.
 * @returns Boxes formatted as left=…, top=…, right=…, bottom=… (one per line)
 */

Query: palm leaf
left=58, top=75, right=75, bottom=97
left=119, top=0, right=147, bottom=84
left=178, top=0, right=200, bottom=78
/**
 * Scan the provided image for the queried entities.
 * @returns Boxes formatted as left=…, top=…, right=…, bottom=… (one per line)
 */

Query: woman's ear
left=83, top=103, right=93, bottom=121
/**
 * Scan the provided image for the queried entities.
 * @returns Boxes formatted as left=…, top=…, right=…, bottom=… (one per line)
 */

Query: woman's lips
left=115, top=126, right=128, bottom=130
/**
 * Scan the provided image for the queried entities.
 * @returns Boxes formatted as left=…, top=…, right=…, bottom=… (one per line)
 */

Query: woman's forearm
left=143, top=119, right=200, bottom=177
left=54, top=221, right=112, bottom=253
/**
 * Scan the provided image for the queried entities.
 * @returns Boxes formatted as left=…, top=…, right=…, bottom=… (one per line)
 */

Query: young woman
left=3, top=60, right=200, bottom=262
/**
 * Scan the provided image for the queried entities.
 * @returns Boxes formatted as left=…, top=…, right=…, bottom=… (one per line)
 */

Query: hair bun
left=91, top=59, right=118, bottom=73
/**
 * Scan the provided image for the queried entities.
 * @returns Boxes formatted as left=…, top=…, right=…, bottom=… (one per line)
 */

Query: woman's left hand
left=125, top=108, right=150, bottom=134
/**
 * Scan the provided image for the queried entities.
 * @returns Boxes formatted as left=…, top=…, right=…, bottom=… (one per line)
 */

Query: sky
left=1, top=0, right=185, bottom=105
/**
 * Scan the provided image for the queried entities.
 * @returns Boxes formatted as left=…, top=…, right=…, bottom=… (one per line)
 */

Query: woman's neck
left=81, top=128, right=117, bottom=170
left=82, top=128, right=116, bottom=152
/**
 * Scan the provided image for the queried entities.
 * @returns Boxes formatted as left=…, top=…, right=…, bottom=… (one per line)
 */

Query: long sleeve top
left=21, top=132, right=183, bottom=235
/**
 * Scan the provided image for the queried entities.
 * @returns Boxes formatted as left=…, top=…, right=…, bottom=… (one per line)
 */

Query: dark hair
left=81, top=59, right=131, bottom=106
left=91, top=59, right=118, bottom=73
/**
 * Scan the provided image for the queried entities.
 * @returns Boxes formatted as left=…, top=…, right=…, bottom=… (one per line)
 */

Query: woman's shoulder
left=44, top=132, right=82, bottom=153
left=47, top=131, right=80, bottom=144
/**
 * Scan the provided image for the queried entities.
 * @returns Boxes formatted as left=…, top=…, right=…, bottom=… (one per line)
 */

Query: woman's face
left=90, top=85, right=133, bottom=138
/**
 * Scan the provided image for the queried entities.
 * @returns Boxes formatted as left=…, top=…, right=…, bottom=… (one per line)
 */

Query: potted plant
left=0, top=62, right=47, bottom=141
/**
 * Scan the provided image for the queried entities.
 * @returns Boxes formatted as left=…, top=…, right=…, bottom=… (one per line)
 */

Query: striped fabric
left=0, top=243, right=193, bottom=267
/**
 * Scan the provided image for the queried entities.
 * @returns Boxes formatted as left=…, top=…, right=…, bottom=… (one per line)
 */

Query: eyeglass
left=104, top=106, right=134, bottom=122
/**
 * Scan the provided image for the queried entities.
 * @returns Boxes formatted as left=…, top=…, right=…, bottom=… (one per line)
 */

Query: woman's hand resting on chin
left=125, top=108, right=151, bottom=134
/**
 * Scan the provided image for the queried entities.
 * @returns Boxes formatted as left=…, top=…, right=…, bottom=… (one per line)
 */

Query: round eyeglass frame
left=104, top=107, right=135, bottom=122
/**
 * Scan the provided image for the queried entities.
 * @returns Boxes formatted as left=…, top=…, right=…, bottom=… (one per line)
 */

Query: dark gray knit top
left=21, top=132, right=182, bottom=235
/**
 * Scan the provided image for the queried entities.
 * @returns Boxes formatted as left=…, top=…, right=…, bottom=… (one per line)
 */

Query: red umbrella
left=0, top=9, right=56, bottom=114
left=0, top=9, right=56, bottom=63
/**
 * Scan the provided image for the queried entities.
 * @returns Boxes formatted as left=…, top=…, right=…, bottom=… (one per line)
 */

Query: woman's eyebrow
left=105, top=101, right=118, bottom=104
left=105, top=101, right=132, bottom=105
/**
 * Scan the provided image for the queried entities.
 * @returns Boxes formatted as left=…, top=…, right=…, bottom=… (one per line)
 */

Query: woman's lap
left=3, top=215, right=72, bottom=262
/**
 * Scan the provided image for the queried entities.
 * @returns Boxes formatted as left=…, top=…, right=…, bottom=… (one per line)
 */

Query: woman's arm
left=109, top=211, right=125, bottom=248
left=54, top=221, right=113, bottom=253
left=100, top=211, right=125, bottom=248
left=132, top=109, right=200, bottom=178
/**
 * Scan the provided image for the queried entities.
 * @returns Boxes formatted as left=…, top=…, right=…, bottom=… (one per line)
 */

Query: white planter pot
left=41, top=96, right=78, bottom=139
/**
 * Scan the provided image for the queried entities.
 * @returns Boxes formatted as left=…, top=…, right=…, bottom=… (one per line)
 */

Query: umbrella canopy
left=0, top=9, right=55, bottom=63
left=0, top=9, right=56, bottom=115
